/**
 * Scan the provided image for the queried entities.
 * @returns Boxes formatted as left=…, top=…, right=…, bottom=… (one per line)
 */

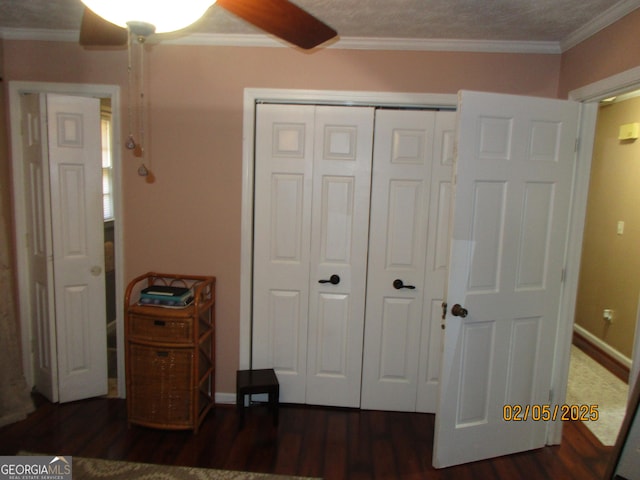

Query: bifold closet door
left=253, top=103, right=374, bottom=407
left=305, top=106, right=374, bottom=407
left=20, top=93, right=108, bottom=403
left=361, top=109, right=456, bottom=412
left=253, top=104, right=314, bottom=404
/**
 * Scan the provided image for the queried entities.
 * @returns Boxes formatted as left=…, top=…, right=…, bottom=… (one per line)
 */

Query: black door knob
left=393, top=279, right=416, bottom=290
left=451, top=304, right=468, bottom=317
left=319, top=274, right=340, bottom=285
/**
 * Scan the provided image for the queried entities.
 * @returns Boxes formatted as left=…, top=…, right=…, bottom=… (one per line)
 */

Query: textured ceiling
left=0, top=0, right=637, bottom=46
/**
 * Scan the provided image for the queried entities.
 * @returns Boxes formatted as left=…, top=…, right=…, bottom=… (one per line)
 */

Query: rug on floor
left=566, top=345, right=628, bottom=446
left=17, top=453, right=320, bottom=480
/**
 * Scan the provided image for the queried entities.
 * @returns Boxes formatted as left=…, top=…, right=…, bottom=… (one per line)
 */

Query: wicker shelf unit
left=124, top=272, right=215, bottom=433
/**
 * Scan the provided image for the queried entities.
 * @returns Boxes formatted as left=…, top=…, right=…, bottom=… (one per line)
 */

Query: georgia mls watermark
left=0, top=456, right=72, bottom=480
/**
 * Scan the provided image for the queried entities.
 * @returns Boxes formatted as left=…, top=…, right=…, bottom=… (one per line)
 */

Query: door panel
left=47, top=94, right=107, bottom=402
left=268, top=290, right=302, bottom=372
left=306, top=106, right=374, bottom=407
left=433, top=91, right=578, bottom=468
left=314, top=292, right=349, bottom=374
left=361, top=110, right=455, bottom=412
left=21, top=93, right=58, bottom=402
left=361, top=110, right=435, bottom=411
left=417, top=111, right=457, bottom=412
left=253, top=104, right=314, bottom=403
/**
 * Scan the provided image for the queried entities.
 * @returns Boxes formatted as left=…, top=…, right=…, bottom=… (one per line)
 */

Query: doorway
left=8, top=81, right=125, bottom=399
left=566, top=91, right=640, bottom=446
left=560, top=66, right=640, bottom=450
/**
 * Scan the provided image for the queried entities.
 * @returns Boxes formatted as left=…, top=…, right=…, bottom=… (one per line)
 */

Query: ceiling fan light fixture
left=81, top=0, right=215, bottom=34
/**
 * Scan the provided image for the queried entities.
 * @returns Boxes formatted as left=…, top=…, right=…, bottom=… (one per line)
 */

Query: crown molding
left=3, top=0, right=640, bottom=55
left=0, top=28, right=561, bottom=54
left=162, top=32, right=562, bottom=53
left=330, top=37, right=561, bottom=54
left=560, top=0, right=640, bottom=52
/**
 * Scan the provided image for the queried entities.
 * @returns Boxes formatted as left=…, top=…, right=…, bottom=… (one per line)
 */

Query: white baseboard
left=573, top=323, right=633, bottom=368
left=215, top=392, right=236, bottom=405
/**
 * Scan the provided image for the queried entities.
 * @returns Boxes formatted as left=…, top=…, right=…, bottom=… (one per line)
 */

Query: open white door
left=46, top=94, right=108, bottom=402
left=433, top=91, right=579, bottom=468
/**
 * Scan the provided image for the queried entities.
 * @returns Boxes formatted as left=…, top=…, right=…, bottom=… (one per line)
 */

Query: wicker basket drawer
left=129, top=314, right=193, bottom=343
left=128, top=343, right=194, bottom=426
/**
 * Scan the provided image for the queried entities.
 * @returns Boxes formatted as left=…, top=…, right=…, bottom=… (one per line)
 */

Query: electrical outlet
left=603, top=309, right=614, bottom=323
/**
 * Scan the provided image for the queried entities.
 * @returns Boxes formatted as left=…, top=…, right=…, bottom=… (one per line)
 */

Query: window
left=101, top=113, right=114, bottom=221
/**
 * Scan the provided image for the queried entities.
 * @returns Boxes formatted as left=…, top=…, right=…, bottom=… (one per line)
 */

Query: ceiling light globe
left=81, top=0, right=215, bottom=34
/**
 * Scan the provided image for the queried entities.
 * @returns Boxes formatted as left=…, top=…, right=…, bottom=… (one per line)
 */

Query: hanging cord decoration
left=125, top=30, right=137, bottom=152
left=134, top=32, right=145, bottom=160
left=126, top=27, right=154, bottom=181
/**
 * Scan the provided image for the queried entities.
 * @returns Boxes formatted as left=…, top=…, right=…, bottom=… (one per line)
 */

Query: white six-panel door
left=433, top=91, right=578, bottom=467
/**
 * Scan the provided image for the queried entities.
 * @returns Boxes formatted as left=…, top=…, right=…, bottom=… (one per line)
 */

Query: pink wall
left=559, top=8, right=640, bottom=97
left=2, top=38, right=563, bottom=394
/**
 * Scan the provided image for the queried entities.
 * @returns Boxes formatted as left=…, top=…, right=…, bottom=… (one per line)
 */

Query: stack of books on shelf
left=138, top=285, right=194, bottom=307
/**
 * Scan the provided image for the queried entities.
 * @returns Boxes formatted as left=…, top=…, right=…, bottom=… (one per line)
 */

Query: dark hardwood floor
left=0, top=395, right=612, bottom=479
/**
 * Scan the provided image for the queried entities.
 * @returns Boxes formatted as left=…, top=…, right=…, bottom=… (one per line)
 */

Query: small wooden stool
left=236, top=368, right=279, bottom=429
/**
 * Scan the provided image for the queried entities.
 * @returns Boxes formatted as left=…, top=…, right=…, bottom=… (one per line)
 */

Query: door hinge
left=575, top=138, right=579, bottom=153
left=549, top=388, right=554, bottom=403
left=561, top=268, right=566, bottom=283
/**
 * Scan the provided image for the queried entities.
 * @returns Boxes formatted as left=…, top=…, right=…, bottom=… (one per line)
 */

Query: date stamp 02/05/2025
left=503, top=404, right=599, bottom=422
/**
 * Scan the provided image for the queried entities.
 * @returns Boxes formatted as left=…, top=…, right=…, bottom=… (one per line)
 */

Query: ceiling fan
left=79, top=0, right=338, bottom=50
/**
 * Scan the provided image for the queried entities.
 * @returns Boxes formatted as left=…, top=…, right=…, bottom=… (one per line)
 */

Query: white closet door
left=360, top=109, right=436, bottom=411
left=21, top=93, right=58, bottom=402
left=253, top=104, right=452, bottom=410
left=253, top=104, right=315, bottom=403
left=253, top=104, right=374, bottom=406
left=47, top=94, right=108, bottom=402
left=21, top=93, right=107, bottom=403
left=416, top=110, right=457, bottom=412
left=306, top=106, right=374, bottom=407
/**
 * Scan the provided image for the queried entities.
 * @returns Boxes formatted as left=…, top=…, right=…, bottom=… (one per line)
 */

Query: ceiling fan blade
left=79, top=7, right=128, bottom=46
left=217, top=0, right=337, bottom=49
